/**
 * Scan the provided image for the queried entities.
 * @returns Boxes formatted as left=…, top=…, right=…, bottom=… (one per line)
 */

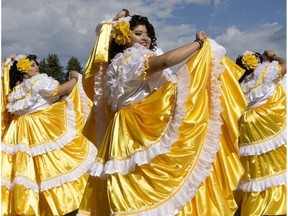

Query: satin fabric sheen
left=1, top=63, right=13, bottom=137
left=236, top=83, right=286, bottom=215
left=79, top=24, right=247, bottom=216
left=1, top=82, right=95, bottom=216
left=82, top=22, right=112, bottom=101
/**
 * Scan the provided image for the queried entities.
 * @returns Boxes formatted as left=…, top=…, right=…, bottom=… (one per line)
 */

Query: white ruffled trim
left=40, top=142, right=97, bottom=191
left=77, top=73, right=90, bottom=120
left=93, top=64, right=105, bottom=107
left=2, top=97, right=76, bottom=156
left=105, top=44, right=154, bottom=112
left=89, top=79, right=183, bottom=177
left=7, top=74, right=60, bottom=115
left=239, top=126, right=286, bottom=156
left=90, top=45, right=183, bottom=177
left=1, top=57, right=12, bottom=78
left=1, top=54, right=27, bottom=68
left=2, top=57, right=13, bottom=69
left=242, top=62, right=279, bottom=106
left=1, top=55, right=27, bottom=77
left=247, top=97, right=268, bottom=109
left=86, top=39, right=225, bottom=216
left=2, top=176, right=39, bottom=192
left=1, top=179, right=11, bottom=190
left=8, top=74, right=58, bottom=102
left=237, top=172, right=286, bottom=192
left=93, top=63, right=109, bottom=148
left=2, top=142, right=97, bottom=192
left=112, top=38, right=225, bottom=216
left=112, top=16, right=132, bottom=27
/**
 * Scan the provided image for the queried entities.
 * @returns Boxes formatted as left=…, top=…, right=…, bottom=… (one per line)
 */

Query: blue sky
left=2, top=0, right=286, bottom=72
left=186, top=0, right=286, bottom=30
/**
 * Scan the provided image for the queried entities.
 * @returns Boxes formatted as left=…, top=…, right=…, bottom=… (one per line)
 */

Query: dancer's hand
left=113, top=9, right=130, bottom=21
left=196, top=31, right=207, bottom=41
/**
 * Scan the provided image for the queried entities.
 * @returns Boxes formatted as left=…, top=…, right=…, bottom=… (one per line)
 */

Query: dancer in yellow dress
left=235, top=50, right=286, bottom=215
left=1, top=54, right=97, bottom=216
left=78, top=9, right=247, bottom=216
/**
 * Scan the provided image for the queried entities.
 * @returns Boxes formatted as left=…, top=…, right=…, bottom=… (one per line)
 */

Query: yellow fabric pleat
left=82, top=22, right=112, bottom=101
left=78, top=39, right=246, bottom=215
left=1, top=63, right=13, bottom=138
left=1, top=85, right=94, bottom=216
left=81, top=22, right=112, bottom=146
left=240, top=145, right=286, bottom=181
left=236, top=185, right=286, bottom=216
left=96, top=81, right=177, bottom=161
left=177, top=49, right=247, bottom=216
left=235, top=83, right=286, bottom=215
left=239, top=84, right=286, bottom=145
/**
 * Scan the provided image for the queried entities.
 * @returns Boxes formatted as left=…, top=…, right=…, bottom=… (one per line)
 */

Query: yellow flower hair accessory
left=16, top=58, right=31, bottom=73
left=112, top=17, right=132, bottom=46
left=241, top=51, right=259, bottom=70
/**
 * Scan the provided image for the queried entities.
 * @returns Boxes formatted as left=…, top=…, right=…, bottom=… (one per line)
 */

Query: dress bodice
left=104, top=43, right=175, bottom=112
left=7, top=73, right=60, bottom=115
left=241, top=61, right=282, bottom=108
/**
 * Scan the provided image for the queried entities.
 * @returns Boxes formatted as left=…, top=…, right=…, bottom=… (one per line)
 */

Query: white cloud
left=215, top=22, right=286, bottom=62
left=156, top=23, right=197, bottom=50
left=2, top=0, right=285, bottom=72
left=2, top=0, right=208, bottom=67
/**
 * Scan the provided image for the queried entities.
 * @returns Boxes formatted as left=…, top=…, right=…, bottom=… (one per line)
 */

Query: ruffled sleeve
left=241, top=61, right=281, bottom=108
left=104, top=44, right=156, bottom=112
left=35, top=75, right=59, bottom=97
left=148, top=47, right=176, bottom=90
left=7, top=74, right=60, bottom=115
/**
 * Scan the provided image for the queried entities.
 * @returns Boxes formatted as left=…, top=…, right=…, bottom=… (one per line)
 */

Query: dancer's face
left=27, top=60, right=39, bottom=78
left=127, top=25, right=151, bottom=49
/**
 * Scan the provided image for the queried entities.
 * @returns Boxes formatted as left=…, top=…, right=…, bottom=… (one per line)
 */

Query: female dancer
left=78, top=10, right=247, bottom=216
left=1, top=54, right=97, bottom=215
left=235, top=50, right=286, bottom=215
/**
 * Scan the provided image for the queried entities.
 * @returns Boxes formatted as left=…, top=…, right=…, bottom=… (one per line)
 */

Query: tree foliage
left=66, top=56, right=82, bottom=72
left=39, top=59, right=47, bottom=74
left=65, top=56, right=83, bottom=80
left=45, top=54, right=65, bottom=83
left=38, top=54, right=82, bottom=84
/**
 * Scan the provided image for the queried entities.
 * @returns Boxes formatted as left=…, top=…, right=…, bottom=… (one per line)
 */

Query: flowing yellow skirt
left=1, top=84, right=97, bottom=216
left=78, top=39, right=247, bottom=215
left=236, top=84, right=287, bottom=216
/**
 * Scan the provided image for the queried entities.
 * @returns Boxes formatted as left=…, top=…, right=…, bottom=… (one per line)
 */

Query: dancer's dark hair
left=108, top=15, right=157, bottom=62
left=9, top=54, right=39, bottom=89
left=236, top=52, right=263, bottom=83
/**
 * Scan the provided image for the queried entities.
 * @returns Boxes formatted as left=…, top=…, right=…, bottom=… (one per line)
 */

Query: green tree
left=45, top=54, right=65, bottom=83
left=65, top=56, right=82, bottom=80
left=39, top=59, right=47, bottom=74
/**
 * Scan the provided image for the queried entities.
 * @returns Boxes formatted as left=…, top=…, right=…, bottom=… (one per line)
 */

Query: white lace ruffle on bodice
left=104, top=43, right=175, bottom=112
left=241, top=61, right=280, bottom=109
left=7, top=73, right=60, bottom=115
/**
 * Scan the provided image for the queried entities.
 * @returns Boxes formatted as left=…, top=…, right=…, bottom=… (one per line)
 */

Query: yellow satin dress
left=78, top=22, right=247, bottom=216
left=1, top=57, right=14, bottom=138
left=1, top=72, right=97, bottom=216
left=235, top=62, right=286, bottom=215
